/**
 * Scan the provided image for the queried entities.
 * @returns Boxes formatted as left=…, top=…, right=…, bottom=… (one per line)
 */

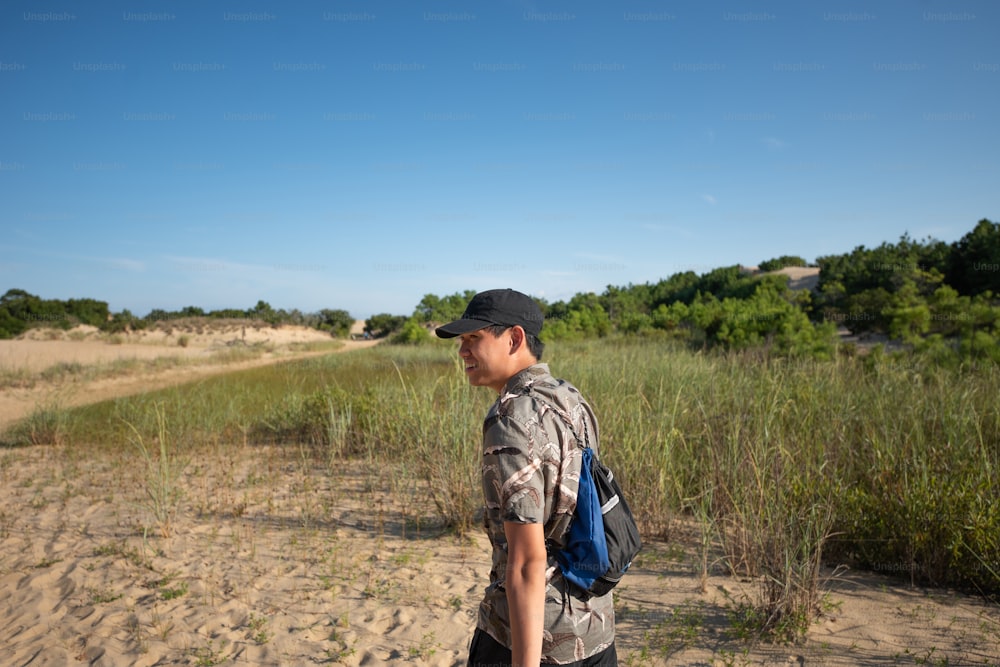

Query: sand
left=2, top=444, right=997, bottom=666
left=0, top=322, right=376, bottom=431
left=1, top=326, right=998, bottom=666
left=761, top=266, right=821, bottom=292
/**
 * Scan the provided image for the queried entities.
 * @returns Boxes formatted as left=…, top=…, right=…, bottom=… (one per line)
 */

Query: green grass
left=5, top=338, right=999, bottom=641
left=126, top=402, right=186, bottom=538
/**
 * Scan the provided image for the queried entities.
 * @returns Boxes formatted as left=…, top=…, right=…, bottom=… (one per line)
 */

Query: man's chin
left=465, top=373, right=495, bottom=390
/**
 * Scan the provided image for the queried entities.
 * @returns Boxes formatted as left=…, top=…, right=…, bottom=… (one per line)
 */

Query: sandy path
left=0, top=332, right=378, bottom=431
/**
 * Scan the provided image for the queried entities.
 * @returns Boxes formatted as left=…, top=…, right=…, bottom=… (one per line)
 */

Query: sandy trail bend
left=0, top=332, right=378, bottom=431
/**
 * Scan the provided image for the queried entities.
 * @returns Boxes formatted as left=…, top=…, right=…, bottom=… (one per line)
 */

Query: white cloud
left=701, top=194, right=718, bottom=206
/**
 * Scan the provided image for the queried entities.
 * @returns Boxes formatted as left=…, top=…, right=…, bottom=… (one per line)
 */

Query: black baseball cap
left=435, top=288, right=544, bottom=339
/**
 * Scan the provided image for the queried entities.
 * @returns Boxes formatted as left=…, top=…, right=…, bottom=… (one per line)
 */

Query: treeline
left=815, top=218, right=999, bottom=362
left=0, top=292, right=356, bottom=339
left=7, top=219, right=997, bottom=361
left=386, top=219, right=1000, bottom=364
left=0, top=289, right=110, bottom=338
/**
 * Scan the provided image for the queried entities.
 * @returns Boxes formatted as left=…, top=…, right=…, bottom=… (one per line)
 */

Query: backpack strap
left=486, top=385, right=593, bottom=452
left=524, top=387, right=593, bottom=453
left=514, top=387, right=600, bottom=558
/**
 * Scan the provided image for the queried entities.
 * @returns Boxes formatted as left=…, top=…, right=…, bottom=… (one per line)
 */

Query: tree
left=649, top=271, right=700, bottom=308
left=209, top=308, right=246, bottom=319
left=178, top=305, right=205, bottom=318
left=250, top=300, right=277, bottom=323
left=103, top=308, right=146, bottom=333
left=1, top=288, right=36, bottom=306
left=885, top=280, right=931, bottom=342
left=695, top=265, right=749, bottom=300
left=0, top=307, right=26, bottom=338
left=65, top=298, right=110, bottom=327
left=0, top=289, right=42, bottom=322
left=392, top=318, right=432, bottom=344
left=815, top=229, right=963, bottom=334
left=365, top=313, right=407, bottom=338
left=947, top=219, right=1000, bottom=295
left=413, top=291, right=477, bottom=323
left=759, top=255, right=808, bottom=272
left=317, top=309, right=354, bottom=338
left=600, top=285, right=647, bottom=327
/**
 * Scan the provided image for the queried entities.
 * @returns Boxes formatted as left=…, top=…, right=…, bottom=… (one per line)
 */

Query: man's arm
left=504, top=521, right=547, bottom=667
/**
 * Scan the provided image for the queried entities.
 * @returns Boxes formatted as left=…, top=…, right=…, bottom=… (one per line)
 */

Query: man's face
left=457, top=327, right=513, bottom=393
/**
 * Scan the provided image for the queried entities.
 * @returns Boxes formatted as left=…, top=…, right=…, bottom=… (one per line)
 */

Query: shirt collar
left=501, top=363, right=550, bottom=396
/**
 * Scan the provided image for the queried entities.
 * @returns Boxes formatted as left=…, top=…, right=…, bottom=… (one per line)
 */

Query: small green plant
left=325, top=614, right=356, bottom=663
left=408, top=631, right=438, bottom=660
left=94, top=540, right=153, bottom=569
left=362, top=576, right=395, bottom=600
left=324, top=643, right=356, bottom=663
left=160, top=580, right=188, bottom=600
left=191, top=639, right=227, bottom=666
left=247, top=613, right=272, bottom=645
left=126, top=612, right=148, bottom=653
left=714, top=647, right=753, bottom=667
left=125, top=403, right=185, bottom=538
left=621, top=645, right=655, bottom=667
left=650, top=602, right=705, bottom=657
left=151, top=604, right=174, bottom=641
left=89, top=586, right=122, bottom=604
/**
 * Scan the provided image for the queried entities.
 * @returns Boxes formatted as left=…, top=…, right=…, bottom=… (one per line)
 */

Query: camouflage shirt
left=476, top=363, right=615, bottom=664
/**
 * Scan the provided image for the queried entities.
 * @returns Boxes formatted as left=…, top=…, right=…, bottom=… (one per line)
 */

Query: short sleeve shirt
left=476, top=364, right=615, bottom=664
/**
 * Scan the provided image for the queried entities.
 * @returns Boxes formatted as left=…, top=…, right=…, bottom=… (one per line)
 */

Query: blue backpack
left=534, top=393, right=642, bottom=597
left=556, top=445, right=642, bottom=596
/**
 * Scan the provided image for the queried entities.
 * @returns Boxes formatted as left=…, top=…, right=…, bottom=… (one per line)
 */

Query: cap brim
left=434, top=318, right=495, bottom=339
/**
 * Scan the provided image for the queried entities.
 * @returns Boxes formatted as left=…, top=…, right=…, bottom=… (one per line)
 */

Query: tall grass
left=7, top=338, right=998, bottom=639
left=125, top=402, right=186, bottom=538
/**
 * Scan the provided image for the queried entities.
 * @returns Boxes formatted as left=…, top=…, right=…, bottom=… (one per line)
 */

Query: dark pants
left=467, top=628, right=618, bottom=667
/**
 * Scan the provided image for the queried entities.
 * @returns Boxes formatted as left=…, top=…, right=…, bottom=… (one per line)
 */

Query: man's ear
left=508, top=325, right=525, bottom=354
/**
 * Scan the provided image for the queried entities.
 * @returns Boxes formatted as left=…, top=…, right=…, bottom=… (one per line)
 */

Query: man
left=436, top=288, right=617, bottom=667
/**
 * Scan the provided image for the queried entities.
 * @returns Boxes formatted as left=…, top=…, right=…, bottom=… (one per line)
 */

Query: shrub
left=391, top=318, right=432, bottom=345
left=364, top=313, right=408, bottom=338
left=759, top=255, right=808, bottom=272
left=2, top=401, right=70, bottom=446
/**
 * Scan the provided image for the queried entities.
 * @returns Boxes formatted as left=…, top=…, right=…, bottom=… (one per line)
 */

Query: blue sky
left=2, top=1, right=997, bottom=318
